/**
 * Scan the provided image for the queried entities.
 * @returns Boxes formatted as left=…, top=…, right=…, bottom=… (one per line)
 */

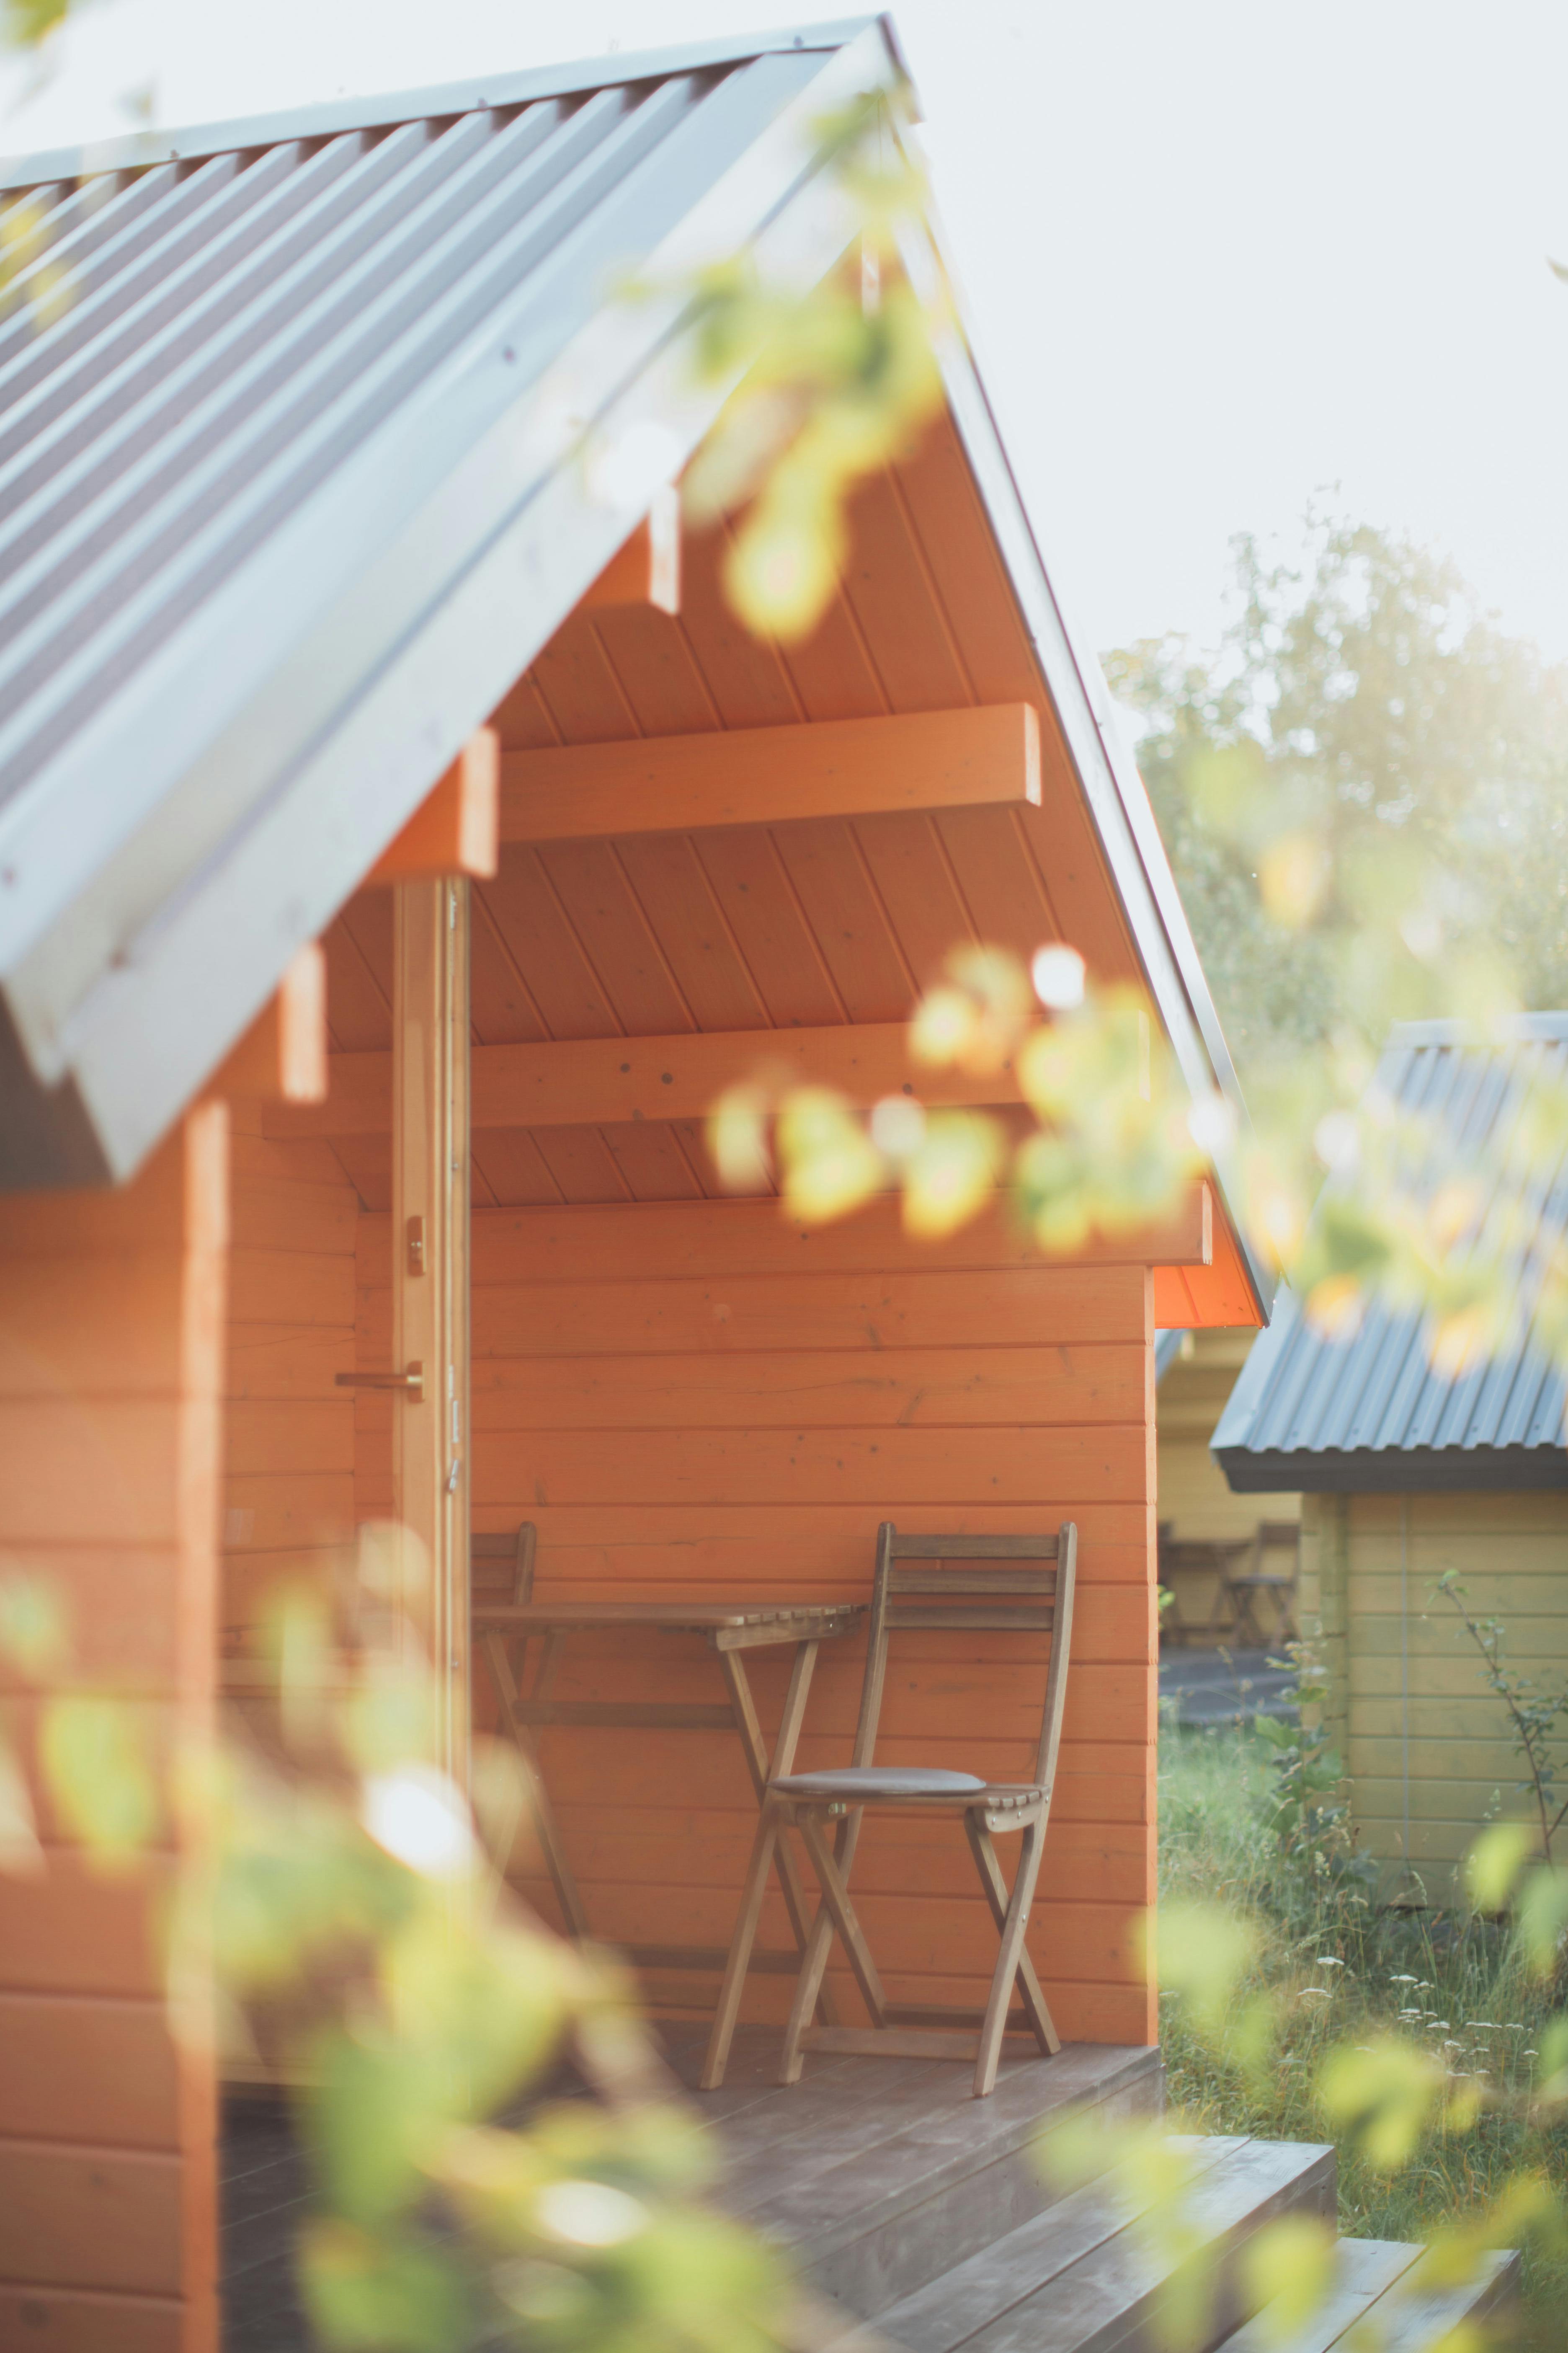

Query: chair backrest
left=851, top=1524, right=1077, bottom=1791
left=1250, top=1519, right=1300, bottom=1571
left=471, top=1523, right=536, bottom=1609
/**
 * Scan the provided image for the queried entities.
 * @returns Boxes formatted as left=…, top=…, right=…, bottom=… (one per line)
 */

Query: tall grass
left=1159, top=1721, right=1568, bottom=2342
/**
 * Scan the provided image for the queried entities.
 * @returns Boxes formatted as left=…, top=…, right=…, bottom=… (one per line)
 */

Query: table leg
left=718, top=1643, right=838, bottom=2025
left=482, top=1627, right=590, bottom=1941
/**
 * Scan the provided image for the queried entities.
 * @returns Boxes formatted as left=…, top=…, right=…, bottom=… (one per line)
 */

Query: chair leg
left=699, top=1811, right=779, bottom=2091
left=779, top=1893, right=836, bottom=2086
left=798, top=1811, right=889, bottom=2026
left=778, top=1810, right=863, bottom=2084
left=974, top=1817, right=1044, bottom=2098
left=963, top=1814, right=1059, bottom=2056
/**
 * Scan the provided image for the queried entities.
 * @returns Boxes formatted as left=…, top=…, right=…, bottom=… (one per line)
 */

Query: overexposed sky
left=7, top=0, right=1568, bottom=666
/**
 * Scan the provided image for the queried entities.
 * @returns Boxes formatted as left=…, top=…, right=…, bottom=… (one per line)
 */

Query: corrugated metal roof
left=1214, top=1015, right=1568, bottom=1492
left=0, top=20, right=898, bottom=1185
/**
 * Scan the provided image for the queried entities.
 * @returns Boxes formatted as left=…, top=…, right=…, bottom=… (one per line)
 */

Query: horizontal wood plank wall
left=1321, top=1491, right=1568, bottom=1904
left=222, top=1104, right=358, bottom=1660
left=1157, top=1332, right=1299, bottom=1633
left=357, top=1193, right=1158, bottom=2045
left=0, top=1110, right=227, bottom=2353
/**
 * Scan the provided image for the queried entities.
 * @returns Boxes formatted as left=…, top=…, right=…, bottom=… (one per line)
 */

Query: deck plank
left=957, top=2139, right=1334, bottom=2353
left=1215, top=2239, right=1420, bottom=2352
left=871, top=2138, right=1249, bottom=2353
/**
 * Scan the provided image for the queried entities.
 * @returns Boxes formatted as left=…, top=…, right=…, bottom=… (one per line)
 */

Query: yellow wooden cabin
left=1214, top=1018, right=1568, bottom=1903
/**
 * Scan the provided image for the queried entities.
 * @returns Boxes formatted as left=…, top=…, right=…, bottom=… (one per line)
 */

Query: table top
left=472, top=1600, right=863, bottom=1635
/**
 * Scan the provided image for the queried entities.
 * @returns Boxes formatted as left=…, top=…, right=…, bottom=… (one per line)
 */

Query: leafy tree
left=1106, top=516, right=1568, bottom=1091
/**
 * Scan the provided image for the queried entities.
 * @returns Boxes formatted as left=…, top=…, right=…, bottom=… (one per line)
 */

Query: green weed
left=1159, top=1723, right=1568, bottom=2344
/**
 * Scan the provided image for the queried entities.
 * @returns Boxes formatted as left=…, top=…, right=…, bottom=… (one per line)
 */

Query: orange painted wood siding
left=356, top=1193, right=1158, bottom=2046
left=0, top=1110, right=228, bottom=2353
left=221, top=1107, right=358, bottom=1658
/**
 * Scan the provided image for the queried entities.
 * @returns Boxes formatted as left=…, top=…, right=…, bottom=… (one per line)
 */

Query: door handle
left=335, top=1361, right=424, bottom=1400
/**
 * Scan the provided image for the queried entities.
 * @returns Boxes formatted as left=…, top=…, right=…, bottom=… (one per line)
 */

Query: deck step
left=1214, top=2236, right=1521, bottom=2353
left=681, top=2031, right=1165, bottom=2316
left=868, top=2135, right=1335, bottom=2353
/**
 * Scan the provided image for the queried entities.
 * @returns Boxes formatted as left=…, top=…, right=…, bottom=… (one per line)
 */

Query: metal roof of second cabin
left=0, top=14, right=1266, bottom=1311
left=1214, top=1015, right=1568, bottom=1493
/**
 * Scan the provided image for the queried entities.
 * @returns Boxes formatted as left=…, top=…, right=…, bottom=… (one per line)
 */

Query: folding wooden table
left=473, top=1600, right=862, bottom=1993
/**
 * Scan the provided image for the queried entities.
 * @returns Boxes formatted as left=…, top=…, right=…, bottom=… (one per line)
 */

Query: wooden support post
left=392, top=878, right=471, bottom=1785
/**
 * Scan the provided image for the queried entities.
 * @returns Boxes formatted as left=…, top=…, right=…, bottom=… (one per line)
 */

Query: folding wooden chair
left=1216, top=1519, right=1299, bottom=1647
left=701, top=1522, right=1075, bottom=2100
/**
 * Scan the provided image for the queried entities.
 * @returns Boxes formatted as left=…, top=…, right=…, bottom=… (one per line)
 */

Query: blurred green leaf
left=299, top=2216, right=472, bottom=2353
left=39, top=1694, right=157, bottom=1866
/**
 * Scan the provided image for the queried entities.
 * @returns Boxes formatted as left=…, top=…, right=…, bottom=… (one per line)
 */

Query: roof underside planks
left=317, top=465, right=1260, bottom=1319
left=0, top=17, right=1266, bottom=1322
left=1215, top=1017, right=1568, bottom=1490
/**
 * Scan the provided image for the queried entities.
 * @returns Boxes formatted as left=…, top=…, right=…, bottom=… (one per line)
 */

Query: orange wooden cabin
left=0, top=22, right=1267, bottom=2346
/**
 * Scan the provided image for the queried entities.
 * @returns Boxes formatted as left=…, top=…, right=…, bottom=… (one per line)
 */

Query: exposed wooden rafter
left=271, top=1021, right=1028, bottom=1137
left=500, top=703, right=1041, bottom=844
left=367, top=729, right=500, bottom=884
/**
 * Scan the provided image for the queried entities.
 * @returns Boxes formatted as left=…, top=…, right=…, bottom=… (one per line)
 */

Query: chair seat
left=771, top=1766, right=1041, bottom=1809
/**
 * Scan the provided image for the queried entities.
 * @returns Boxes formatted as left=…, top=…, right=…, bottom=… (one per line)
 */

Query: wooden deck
left=668, top=2028, right=1161, bottom=2317
left=220, top=2032, right=1519, bottom=2353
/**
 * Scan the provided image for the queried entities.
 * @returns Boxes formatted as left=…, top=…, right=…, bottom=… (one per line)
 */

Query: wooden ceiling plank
left=468, top=1144, right=503, bottom=1209
left=835, top=465, right=976, bottom=713
left=529, top=617, right=641, bottom=745
left=776, top=570, right=888, bottom=723
left=500, top=704, right=1041, bottom=844
left=769, top=817, right=916, bottom=1024
left=322, top=906, right=392, bottom=1053
left=892, top=418, right=1042, bottom=706
left=588, top=607, right=720, bottom=738
left=488, top=668, right=563, bottom=752
left=338, top=888, right=395, bottom=1011
left=850, top=811, right=978, bottom=992
left=532, top=1123, right=637, bottom=1205
left=468, top=1129, right=567, bottom=1209
left=468, top=888, right=551, bottom=1046
left=674, top=524, right=804, bottom=728
left=473, top=847, right=622, bottom=1042
left=599, top=1118, right=708, bottom=1202
left=537, top=839, right=697, bottom=1036
left=934, top=804, right=1063, bottom=969
left=1014, top=802, right=1142, bottom=984
left=691, top=826, right=848, bottom=1028
left=611, top=833, right=772, bottom=1033
left=668, top=1116, right=738, bottom=1198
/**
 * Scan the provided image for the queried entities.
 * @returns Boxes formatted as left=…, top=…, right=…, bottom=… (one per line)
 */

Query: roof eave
left=0, top=15, right=886, bottom=194
left=1216, top=1443, right=1568, bottom=1495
